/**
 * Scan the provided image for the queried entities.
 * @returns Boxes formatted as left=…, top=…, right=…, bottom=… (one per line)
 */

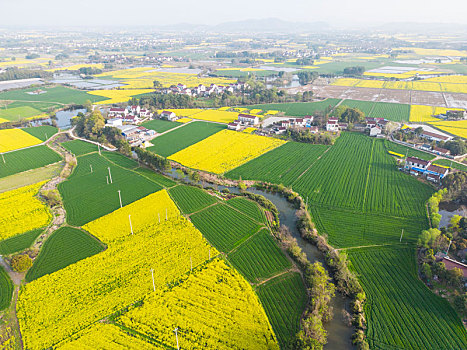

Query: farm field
left=256, top=272, right=307, bottom=349
left=190, top=203, right=261, bottom=252
left=229, top=228, right=291, bottom=282
left=17, top=191, right=215, bottom=350
left=226, top=142, right=329, bottom=184
left=410, top=105, right=445, bottom=122
left=0, top=163, right=62, bottom=193
left=189, top=109, right=240, bottom=123
left=384, top=140, right=435, bottom=161
left=58, top=153, right=161, bottom=226
left=244, top=99, right=341, bottom=116
left=168, top=129, right=286, bottom=174
left=155, top=108, right=204, bottom=117
left=102, top=151, right=139, bottom=169
left=0, top=266, right=13, bottom=311
left=368, top=101, right=410, bottom=122
left=433, top=158, right=467, bottom=172
left=26, top=227, right=104, bottom=282
left=55, top=323, right=163, bottom=350
left=0, top=86, right=106, bottom=104
left=168, top=185, right=218, bottom=214
left=337, top=99, right=375, bottom=116
left=147, top=121, right=225, bottom=157
left=141, top=119, right=179, bottom=133
left=0, top=128, right=43, bottom=152
left=0, top=181, right=51, bottom=241
left=0, top=145, right=62, bottom=178
left=348, top=246, right=467, bottom=350
left=0, top=228, right=43, bottom=255
left=428, top=119, right=467, bottom=139
left=226, top=197, right=267, bottom=224
left=117, top=259, right=279, bottom=350
left=22, top=125, right=58, bottom=141
left=133, top=167, right=176, bottom=187
left=0, top=105, right=44, bottom=122
left=88, top=88, right=154, bottom=104
left=61, top=139, right=98, bottom=156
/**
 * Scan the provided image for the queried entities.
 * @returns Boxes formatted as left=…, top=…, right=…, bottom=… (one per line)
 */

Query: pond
left=30, top=108, right=86, bottom=130
left=438, top=203, right=467, bottom=228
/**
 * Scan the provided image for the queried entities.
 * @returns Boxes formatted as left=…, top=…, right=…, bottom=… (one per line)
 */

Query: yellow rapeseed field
left=87, top=89, right=154, bottom=104
left=409, top=105, right=439, bottom=122
left=189, top=109, right=239, bottom=123
left=168, top=130, right=286, bottom=173
left=331, top=78, right=359, bottom=87
left=156, top=109, right=203, bottom=117
left=249, top=109, right=263, bottom=114
left=17, top=190, right=216, bottom=350
left=0, top=181, right=51, bottom=240
left=56, top=323, right=164, bottom=350
left=355, top=80, right=386, bottom=89
left=119, top=259, right=279, bottom=350
left=428, top=120, right=467, bottom=139
left=266, top=110, right=280, bottom=115
left=0, top=117, right=8, bottom=124
left=0, top=128, right=42, bottom=152
left=243, top=127, right=257, bottom=133
left=45, top=63, right=104, bottom=72
left=176, top=117, right=192, bottom=123
left=424, top=75, right=467, bottom=84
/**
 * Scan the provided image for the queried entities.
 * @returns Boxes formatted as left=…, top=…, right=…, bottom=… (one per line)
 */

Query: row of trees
left=333, top=105, right=365, bottom=124
left=285, top=129, right=334, bottom=145
left=134, top=147, right=170, bottom=172
left=0, top=67, right=52, bottom=81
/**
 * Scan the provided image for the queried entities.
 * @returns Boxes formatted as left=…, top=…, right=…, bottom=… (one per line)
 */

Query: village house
left=405, top=157, right=429, bottom=174
left=106, top=118, right=123, bottom=127
left=441, top=256, right=467, bottom=279
left=326, top=117, right=339, bottom=132
left=404, top=156, right=449, bottom=182
left=238, top=114, right=259, bottom=125
left=421, top=130, right=451, bottom=142
left=369, top=126, right=382, bottom=137
left=426, top=164, right=449, bottom=183
left=108, top=107, right=128, bottom=117
left=227, top=122, right=241, bottom=131
left=432, top=146, right=450, bottom=156
left=160, top=111, right=177, bottom=121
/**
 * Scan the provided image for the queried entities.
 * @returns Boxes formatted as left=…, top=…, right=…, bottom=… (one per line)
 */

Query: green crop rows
left=0, top=228, right=43, bottom=255
left=102, top=152, right=139, bottom=169
left=148, top=121, right=226, bottom=157
left=0, top=145, right=62, bottom=179
left=256, top=272, right=307, bottom=349
left=229, top=228, right=291, bottom=282
left=226, top=197, right=267, bottom=224
left=369, top=101, right=410, bottom=122
left=169, top=185, right=218, bottom=214
left=0, top=266, right=13, bottom=310
left=26, top=227, right=104, bottom=282
left=134, top=167, right=176, bottom=188
left=61, top=140, right=98, bottom=156
left=434, top=158, right=467, bottom=172
left=141, top=119, right=179, bottom=133
left=245, top=99, right=341, bottom=117
left=0, top=86, right=106, bottom=104
left=348, top=246, right=467, bottom=350
left=190, top=203, right=261, bottom=251
left=227, top=142, right=329, bottom=185
left=59, top=153, right=161, bottom=226
left=22, top=126, right=58, bottom=141
left=337, top=99, right=375, bottom=116
left=384, top=140, right=435, bottom=161
left=0, top=106, right=42, bottom=122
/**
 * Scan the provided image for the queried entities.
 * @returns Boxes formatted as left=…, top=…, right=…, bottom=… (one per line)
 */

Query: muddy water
left=164, top=169, right=354, bottom=348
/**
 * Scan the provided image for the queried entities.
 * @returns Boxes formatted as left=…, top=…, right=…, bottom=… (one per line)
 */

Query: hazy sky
left=2, top=0, right=467, bottom=27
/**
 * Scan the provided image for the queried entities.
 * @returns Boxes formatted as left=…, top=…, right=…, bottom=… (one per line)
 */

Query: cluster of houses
left=162, top=82, right=248, bottom=97
left=271, top=116, right=316, bottom=134
left=325, top=117, right=389, bottom=136
left=228, top=114, right=261, bottom=131
left=114, top=124, right=156, bottom=146
left=106, top=105, right=152, bottom=126
left=404, top=157, right=449, bottom=183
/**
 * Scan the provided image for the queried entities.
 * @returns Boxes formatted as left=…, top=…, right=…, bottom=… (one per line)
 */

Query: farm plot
left=310, top=206, right=427, bottom=248
left=141, top=119, right=179, bottom=133
left=0, top=86, right=106, bottom=104
left=148, top=121, right=225, bottom=157
left=229, top=228, right=291, bottom=282
left=26, top=227, right=104, bottom=282
left=337, top=99, right=375, bottom=116
left=244, top=99, right=341, bottom=117
left=348, top=246, right=467, bottom=350
left=0, top=181, right=51, bottom=241
left=433, top=159, right=467, bottom=172
left=227, top=197, right=267, bottom=224
left=226, top=142, right=328, bottom=185
left=102, top=151, right=139, bottom=169
left=22, top=125, right=58, bottom=141
left=190, top=203, right=261, bottom=252
left=0, top=105, right=43, bottom=122
left=61, top=140, right=97, bottom=156
left=168, top=129, right=286, bottom=174
left=117, top=259, right=279, bottom=350
left=133, top=167, right=176, bottom=187
left=169, top=185, right=218, bottom=214
left=17, top=192, right=215, bottom=350
left=0, top=128, right=42, bottom=152
left=88, top=89, right=154, bottom=104
left=0, top=266, right=13, bottom=311
left=368, top=101, right=410, bottom=122
left=256, top=272, right=307, bottom=349
left=55, top=323, right=163, bottom=350
left=0, top=145, right=62, bottom=178
left=409, top=105, right=440, bottom=122
left=58, top=153, right=161, bottom=226
left=428, top=119, right=467, bottom=139
left=0, top=228, right=43, bottom=255
left=189, top=109, right=240, bottom=123
left=384, top=140, right=435, bottom=161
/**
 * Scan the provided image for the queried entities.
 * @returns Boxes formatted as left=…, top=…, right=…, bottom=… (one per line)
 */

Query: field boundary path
left=150, top=120, right=192, bottom=138
left=68, top=127, right=116, bottom=151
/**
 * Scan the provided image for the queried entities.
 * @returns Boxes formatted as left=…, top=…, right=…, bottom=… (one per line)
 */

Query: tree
left=84, top=100, right=93, bottom=113
left=447, top=267, right=463, bottom=287
left=417, top=228, right=441, bottom=248
left=341, top=108, right=365, bottom=123
left=11, top=254, right=32, bottom=272
left=421, top=263, right=432, bottom=280
left=453, top=293, right=466, bottom=314
left=190, top=171, right=200, bottom=183
left=153, top=80, right=162, bottom=88
left=343, top=66, right=365, bottom=76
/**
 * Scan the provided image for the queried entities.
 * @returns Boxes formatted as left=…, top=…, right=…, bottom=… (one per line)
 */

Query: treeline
left=343, top=66, right=365, bottom=76
left=0, top=67, right=52, bottom=81
left=134, top=147, right=170, bottom=172
left=442, top=172, right=467, bottom=204
left=78, top=67, right=103, bottom=75
left=297, top=71, right=318, bottom=85
left=286, top=129, right=334, bottom=145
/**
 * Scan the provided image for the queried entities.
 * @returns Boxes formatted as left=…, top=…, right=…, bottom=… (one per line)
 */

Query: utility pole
left=400, top=229, right=404, bottom=242
left=174, top=328, right=180, bottom=350
left=446, top=240, right=452, bottom=255
left=118, top=190, right=122, bottom=208
left=45, top=133, right=48, bottom=140
left=190, top=257, right=193, bottom=272
left=166, top=208, right=168, bottom=221
left=158, top=213, right=160, bottom=223
left=98, top=144, right=101, bottom=155
left=108, top=167, right=113, bottom=183
left=1, top=154, right=5, bottom=164
left=90, top=164, right=93, bottom=173
left=150, top=268, right=155, bottom=292
left=209, top=249, right=211, bottom=260
left=106, top=176, right=109, bottom=184
left=129, top=215, right=133, bottom=235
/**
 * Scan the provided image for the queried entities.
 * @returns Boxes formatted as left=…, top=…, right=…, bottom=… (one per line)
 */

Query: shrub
left=11, top=254, right=32, bottom=272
